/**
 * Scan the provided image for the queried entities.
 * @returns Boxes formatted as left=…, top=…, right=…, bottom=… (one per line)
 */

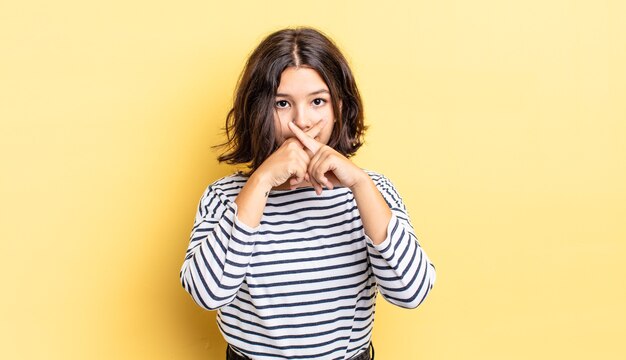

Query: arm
left=181, top=122, right=328, bottom=308
left=235, top=119, right=329, bottom=227
left=364, top=173, right=436, bottom=309
left=180, top=182, right=259, bottom=310
left=287, top=122, right=436, bottom=309
left=286, top=121, right=396, bottom=244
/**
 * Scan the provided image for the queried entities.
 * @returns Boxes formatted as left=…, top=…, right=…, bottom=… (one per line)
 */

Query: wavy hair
left=216, top=27, right=367, bottom=173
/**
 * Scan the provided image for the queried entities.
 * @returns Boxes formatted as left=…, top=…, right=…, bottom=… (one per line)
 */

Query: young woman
left=180, top=27, right=436, bottom=360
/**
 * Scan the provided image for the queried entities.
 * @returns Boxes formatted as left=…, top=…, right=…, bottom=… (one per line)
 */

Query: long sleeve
left=180, top=182, right=259, bottom=310
left=365, top=173, right=436, bottom=309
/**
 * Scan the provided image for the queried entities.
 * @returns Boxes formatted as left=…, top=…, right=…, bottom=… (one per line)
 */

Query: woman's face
left=274, top=66, right=335, bottom=145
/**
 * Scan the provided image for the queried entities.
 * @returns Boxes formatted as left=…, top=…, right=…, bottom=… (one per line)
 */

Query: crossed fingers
left=288, top=120, right=334, bottom=194
left=288, top=120, right=324, bottom=154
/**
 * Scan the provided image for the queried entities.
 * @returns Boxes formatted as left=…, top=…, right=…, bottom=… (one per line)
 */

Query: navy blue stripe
left=225, top=300, right=374, bottom=321
left=253, top=225, right=364, bottom=247
left=348, top=326, right=373, bottom=344
left=350, top=319, right=374, bottom=333
left=211, top=177, right=246, bottom=190
left=247, top=258, right=367, bottom=279
left=370, top=227, right=413, bottom=271
left=200, top=246, right=245, bottom=282
left=218, top=334, right=345, bottom=360
left=260, top=205, right=359, bottom=226
left=190, top=231, right=210, bottom=244
left=236, top=285, right=375, bottom=310
left=192, top=221, right=218, bottom=233
left=373, top=242, right=420, bottom=282
left=268, top=186, right=317, bottom=198
left=218, top=184, right=246, bottom=194
left=211, top=223, right=252, bottom=257
left=219, top=311, right=372, bottom=331
left=346, top=344, right=370, bottom=359
left=394, top=232, right=414, bottom=268
left=196, top=198, right=204, bottom=218
left=203, top=191, right=222, bottom=218
left=263, top=198, right=354, bottom=216
left=252, top=236, right=365, bottom=257
left=188, top=260, right=235, bottom=308
left=381, top=187, right=402, bottom=209
left=218, top=324, right=349, bottom=352
left=191, top=217, right=219, bottom=234
left=376, top=218, right=399, bottom=254
left=370, top=222, right=405, bottom=266
left=197, top=233, right=224, bottom=269
left=233, top=220, right=256, bottom=237
left=216, top=221, right=232, bottom=242
left=378, top=250, right=425, bottom=295
left=214, top=177, right=245, bottom=187
left=366, top=248, right=384, bottom=259
left=258, top=215, right=360, bottom=235
left=394, top=213, right=410, bottom=224
left=265, top=190, right=349, bottom=207
left=412, top=280, right=433, bottom=308
left=381, top=268, right=429, bottom=305
left=180, top=274, right=188, bottom=292
left=187, top=271, right=213, bottom=309
left=247, top=267, right=369, bottom=288
left=219, top=314, right=354, bottom=340
left=196, top=246, right=241, bottom=291
left=224, top=257, right=250, bottom=268
left=250, top=247, right=365, bottom=268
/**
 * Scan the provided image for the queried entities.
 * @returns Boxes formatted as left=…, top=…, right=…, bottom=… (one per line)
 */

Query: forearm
left=350, top=173, right=392, bottom=245
left=234, top=172, right=273, bottom=228
left=359, top=173, right=436, bottom=308
left=181, top=187, right=258, bottom=310
left=368, top=228, right=436, bottom=308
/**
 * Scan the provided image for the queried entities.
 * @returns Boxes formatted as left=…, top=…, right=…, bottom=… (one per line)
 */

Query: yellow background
left=1, top=0, right=625, bottom=359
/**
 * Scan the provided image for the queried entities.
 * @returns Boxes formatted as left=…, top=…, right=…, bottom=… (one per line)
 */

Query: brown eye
left=275, top=100, right=289, bottom=108
left=312, top=98, right=326, bottom=106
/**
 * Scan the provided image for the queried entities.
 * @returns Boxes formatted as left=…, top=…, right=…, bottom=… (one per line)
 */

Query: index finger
left=305, top=118, right=327, bottom=140
left=288, top=120, right=322, bottom=153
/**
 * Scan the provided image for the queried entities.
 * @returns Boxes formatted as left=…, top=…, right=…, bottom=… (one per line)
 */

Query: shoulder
left=362, top=169, right=405, bottom=206
left=362, top=169, right=395, bottom=189
left=201, top=172, right=248, bottom=202
left=209, top=172, right=248, bottom=190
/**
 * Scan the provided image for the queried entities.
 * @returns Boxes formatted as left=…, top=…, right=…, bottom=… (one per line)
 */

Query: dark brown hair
left=216, top=27, right=367, bottom=173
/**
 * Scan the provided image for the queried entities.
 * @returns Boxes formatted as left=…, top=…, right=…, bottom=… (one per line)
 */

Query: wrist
left=348, top=171, right=372, bottom=193
left=248, top=170, right=273, bottom=194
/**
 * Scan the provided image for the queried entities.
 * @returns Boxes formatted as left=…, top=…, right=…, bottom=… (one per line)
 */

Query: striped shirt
left=180, top=170, right=436, bottom=359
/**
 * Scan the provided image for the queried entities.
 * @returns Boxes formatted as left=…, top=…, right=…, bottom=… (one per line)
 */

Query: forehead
left=276, top=67, right=328, bottom=95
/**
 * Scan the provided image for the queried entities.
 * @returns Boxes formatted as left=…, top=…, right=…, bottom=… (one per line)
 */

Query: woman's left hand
left=288, top=121, right=367, bottom=195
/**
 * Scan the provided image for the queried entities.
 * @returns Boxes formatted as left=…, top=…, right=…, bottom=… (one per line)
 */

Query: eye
left=312, top=98, right=327, bottom=106
left=275, top=100, right=290, bottom=109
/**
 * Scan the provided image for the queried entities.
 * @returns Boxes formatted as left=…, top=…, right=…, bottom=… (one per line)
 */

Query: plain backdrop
left=1, top=0, right=625, bottom=359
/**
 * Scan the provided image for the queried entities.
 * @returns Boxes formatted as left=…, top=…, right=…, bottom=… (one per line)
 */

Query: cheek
left=319, top=121, right=335, bottom=144
left=273, top=118, right=284, bottom=142
left=276, top=120, right=298, bottom=145
left=322, top=105, right=335, bottom=119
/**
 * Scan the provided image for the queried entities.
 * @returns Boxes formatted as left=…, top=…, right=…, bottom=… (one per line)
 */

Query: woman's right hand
left=254, top=137, right=311, bottom=189
left=235, top=119, right=327, bottom=227
left=252, top=118, right=327, bottom=190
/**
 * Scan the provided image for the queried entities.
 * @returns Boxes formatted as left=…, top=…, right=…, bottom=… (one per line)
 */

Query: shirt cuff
left=231, top=201, right=261, bottom=235
left=364, top=212, right=397, bottom=252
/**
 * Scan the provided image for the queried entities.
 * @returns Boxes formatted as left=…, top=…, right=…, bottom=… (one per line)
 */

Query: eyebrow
left=275, top=89, right=330, bottom=97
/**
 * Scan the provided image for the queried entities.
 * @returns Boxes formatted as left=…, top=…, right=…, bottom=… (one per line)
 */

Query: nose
left=292, top=107, right=312, bottom=131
